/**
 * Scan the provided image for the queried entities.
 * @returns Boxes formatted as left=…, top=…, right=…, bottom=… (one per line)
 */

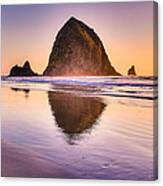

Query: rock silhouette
left=48, top=92, right=106, bottom=144
left=9, top=61, right=38, bottom=76
left=128, top=65, right=136, bottom=76
left=44, top=17, right=120, bottom=76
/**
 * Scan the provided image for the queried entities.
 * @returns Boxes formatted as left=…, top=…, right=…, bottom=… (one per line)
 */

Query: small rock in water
left=128, top=65, right=136, bottom=76
left=9, top=61, right=38, bottom=77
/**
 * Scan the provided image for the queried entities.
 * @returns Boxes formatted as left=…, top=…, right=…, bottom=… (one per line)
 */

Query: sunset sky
left=1, top=1, right=155, bottom=76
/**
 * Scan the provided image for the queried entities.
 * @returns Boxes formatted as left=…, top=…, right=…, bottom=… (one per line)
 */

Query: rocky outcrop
left=43, top=17, right=120, bottom=76
left=128, top=65, right=136, bottom=76
left=9, top=61, right=38, bottom=76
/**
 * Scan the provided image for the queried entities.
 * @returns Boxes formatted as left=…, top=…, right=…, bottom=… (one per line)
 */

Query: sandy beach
left=1, top=77, right=157, bottom=180
left=1, top=141, right=74, bottom=178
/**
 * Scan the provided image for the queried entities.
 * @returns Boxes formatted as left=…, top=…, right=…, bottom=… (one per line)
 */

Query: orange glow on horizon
left=1, top=2, right=156, bottom=76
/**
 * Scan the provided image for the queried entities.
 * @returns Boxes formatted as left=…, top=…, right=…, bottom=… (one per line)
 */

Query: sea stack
left=43, top=17, right=120, bottom=76
left=9, top=61, right=38, bottom=76
left=128, top=65, right=136, bottom=76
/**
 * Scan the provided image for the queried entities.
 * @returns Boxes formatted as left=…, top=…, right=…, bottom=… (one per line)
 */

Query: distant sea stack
left=9, top=61, right=38, bottom=76
left=128, top=65, right=136, bottom=76
left=43, top=17, right=120, bottom=76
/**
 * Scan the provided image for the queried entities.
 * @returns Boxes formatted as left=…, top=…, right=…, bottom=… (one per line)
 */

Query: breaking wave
left=1, top=76, right=158, bottom=100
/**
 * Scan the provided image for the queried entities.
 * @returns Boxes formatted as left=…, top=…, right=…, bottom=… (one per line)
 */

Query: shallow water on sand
left=1, top=76, right=157, bottom=180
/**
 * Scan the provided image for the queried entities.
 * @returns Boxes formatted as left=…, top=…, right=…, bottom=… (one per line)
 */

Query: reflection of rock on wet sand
left=48, top=92, right=106, bottom=144
left=11, top=88, right=30, bottom=98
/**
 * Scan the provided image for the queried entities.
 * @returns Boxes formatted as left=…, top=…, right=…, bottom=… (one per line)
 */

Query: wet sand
left=1, top=141, right=71, bottom=178
left=1, top=84, right=157, bottom=180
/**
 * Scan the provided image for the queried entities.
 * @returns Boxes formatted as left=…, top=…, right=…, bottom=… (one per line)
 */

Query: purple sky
left=1, top=1, right=155, bottom=75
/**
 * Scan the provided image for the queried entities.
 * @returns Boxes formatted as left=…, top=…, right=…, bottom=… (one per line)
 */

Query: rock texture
left=128, top=65, right=136, bottom=76
left=43, top=17, right=120, bottom=76
left=9, top=61, right=38, bottom=76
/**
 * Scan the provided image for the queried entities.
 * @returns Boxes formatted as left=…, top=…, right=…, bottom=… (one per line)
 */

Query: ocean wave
left=1, top=76, right=157, bottom=100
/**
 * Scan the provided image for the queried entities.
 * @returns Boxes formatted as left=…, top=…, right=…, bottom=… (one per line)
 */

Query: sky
left=1, top=1, right=156, bottom=75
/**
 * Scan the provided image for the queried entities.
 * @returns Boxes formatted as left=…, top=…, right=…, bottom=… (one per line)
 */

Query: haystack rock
left=43, top=17, right=120, bottom=76
left=9, top=61, right=38, bottom=76
left=128, top=65, right=136, bottom=76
